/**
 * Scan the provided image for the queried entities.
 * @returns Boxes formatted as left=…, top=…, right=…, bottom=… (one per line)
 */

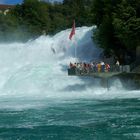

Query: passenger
left=101, top=61, right=105, bottom=72
left=83, top=62, right=87, bottom=73
left=79, top=63, right=83, bottom=74
left=95, top=62, right=98, bottom=72
left=73, top=63, right=77, bottom=68
left=90, top=62, right=93, bottom=72
left=81, top=63, right=84, bottom=74
left=88, top=63, right=91, bottom=73
left=69, top=62, right=73, bottom=68
left=97, top=62, right=101, bottom=72
left=116, top=60, right=120, bottom=72
left=76, top=63, right=81, bottom=74
left=77, top=63, right=81, bottom=74
left=91, top=62, right=95, bottom=72
left=116, top=60, right=119, bottom=66
left=86, top=63, right=89, bottom=74
left=105, top=63, right=110, bottom=72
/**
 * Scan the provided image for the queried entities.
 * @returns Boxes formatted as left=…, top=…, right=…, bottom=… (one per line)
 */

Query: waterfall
left=0, top=26, right=139, bottom=108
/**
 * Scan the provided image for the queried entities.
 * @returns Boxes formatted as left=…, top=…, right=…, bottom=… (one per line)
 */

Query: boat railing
left=130, top=60, right=140, bottom=71
left=68, top=65, right=131, bottom=76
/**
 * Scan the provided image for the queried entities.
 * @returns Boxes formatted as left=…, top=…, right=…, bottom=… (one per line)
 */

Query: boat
left=68, top=65, right=131, bottom=78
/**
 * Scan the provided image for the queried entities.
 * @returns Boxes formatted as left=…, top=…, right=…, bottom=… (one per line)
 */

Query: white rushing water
left=0, top=26, right=139, bottom=109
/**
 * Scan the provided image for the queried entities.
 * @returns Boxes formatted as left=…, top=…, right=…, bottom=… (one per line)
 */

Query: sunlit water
left=0, top=26, right=140, bottom=139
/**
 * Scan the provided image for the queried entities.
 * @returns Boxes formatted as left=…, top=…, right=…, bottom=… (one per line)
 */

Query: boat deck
left=68, top=68, right=124, bottom=78
left=77, top=72, right=121, bottom=78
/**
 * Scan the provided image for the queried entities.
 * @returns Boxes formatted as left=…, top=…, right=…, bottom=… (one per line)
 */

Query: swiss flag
left=69, top=20, right=75, bottom=40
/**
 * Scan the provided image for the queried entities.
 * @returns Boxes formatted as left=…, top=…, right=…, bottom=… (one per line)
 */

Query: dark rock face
left=111, top=73, right=140, bottom=90
left=132, top=66, right=140, bottom=73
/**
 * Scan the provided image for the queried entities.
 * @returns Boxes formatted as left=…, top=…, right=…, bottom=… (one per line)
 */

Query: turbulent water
left=0, top=26, right=140, bottom=139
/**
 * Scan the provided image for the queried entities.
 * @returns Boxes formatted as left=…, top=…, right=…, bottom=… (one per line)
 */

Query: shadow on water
left=62, top=83, right=86, bottom=92
left=61, top=76, right=101, bottom=92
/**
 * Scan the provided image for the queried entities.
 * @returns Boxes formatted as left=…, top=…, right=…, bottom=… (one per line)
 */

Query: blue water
left=0, top=98, right=140, bottom=140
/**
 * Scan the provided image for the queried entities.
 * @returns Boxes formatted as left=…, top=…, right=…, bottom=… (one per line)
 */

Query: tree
left=113, top=0, right=140, bottom=49
left=91, top=0, right=140, bottom=63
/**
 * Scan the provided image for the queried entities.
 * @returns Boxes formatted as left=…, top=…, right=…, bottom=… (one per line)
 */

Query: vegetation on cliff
left=0, top=0, right=93, bottom=42
left=92, top=0, right=140, bottom=64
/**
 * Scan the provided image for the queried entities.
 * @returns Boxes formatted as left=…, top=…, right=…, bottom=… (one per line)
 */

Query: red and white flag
left=69, top=20, right=75, bottom=40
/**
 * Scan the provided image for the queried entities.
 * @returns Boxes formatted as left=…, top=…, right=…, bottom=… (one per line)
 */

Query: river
left=0, top=26, right=140, bottom=139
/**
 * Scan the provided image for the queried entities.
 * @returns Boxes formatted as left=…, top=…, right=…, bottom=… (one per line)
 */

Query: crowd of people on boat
left=69, top=60, right=120, bottom=74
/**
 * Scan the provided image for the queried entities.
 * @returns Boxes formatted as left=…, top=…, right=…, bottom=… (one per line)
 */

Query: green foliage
left=92, top=0, right=118, bottom=52
left=47, top=3, right=68, bottom=33
left=113, top=0, right=140, bottom=49
left=91, top=0, right=140, bottom=62
left=0, top=13, right=21, bottom=42
left=63, top=0, right=93, bottom=26
left=0, top=0, right=94, bottom=42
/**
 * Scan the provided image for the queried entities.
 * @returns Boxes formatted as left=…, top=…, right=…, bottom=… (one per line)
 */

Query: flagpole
left=74, top=37, right=77, bottom=59
left=75, top=42, right=76, bottom=59
left=73, top=20, right=76, bottom=59
left=73, top=33, right=77, bottom=74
